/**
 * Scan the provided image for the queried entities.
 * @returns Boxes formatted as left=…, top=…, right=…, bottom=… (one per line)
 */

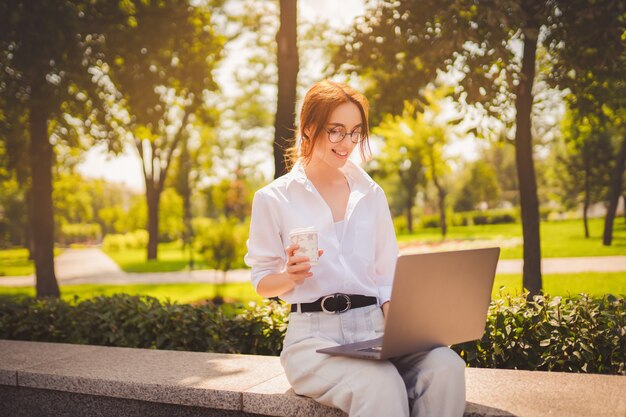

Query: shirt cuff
left=378, top=286, right=392, bottom=306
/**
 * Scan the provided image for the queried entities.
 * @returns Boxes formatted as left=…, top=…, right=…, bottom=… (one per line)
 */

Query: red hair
left=286, top=80, right=371, bottom=169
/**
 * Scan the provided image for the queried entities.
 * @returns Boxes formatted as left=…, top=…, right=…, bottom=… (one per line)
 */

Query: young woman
left=244, top=80, right=465, bottom=417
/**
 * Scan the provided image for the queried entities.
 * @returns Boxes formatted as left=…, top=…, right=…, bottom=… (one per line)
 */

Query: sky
left=77, top=0, right=480, bottom=192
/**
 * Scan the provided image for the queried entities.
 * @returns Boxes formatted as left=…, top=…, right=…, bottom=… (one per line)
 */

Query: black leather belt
left=291, top=293, right=378, bottom=314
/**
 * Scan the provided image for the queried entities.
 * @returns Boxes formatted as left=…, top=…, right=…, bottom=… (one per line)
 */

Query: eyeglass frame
left=324, top=126, right=365, bottom=144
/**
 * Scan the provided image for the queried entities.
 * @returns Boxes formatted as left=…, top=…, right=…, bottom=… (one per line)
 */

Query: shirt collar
left=285, top=159, right=375, bottom=194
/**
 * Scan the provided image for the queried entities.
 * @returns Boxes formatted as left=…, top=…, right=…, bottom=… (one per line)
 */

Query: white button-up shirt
left=244, top=159, right=399, bottom=305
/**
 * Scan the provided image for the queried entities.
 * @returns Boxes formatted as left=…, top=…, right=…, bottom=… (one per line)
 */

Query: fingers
left=318, top=249, right=324, bottom=257
left=284, top=244, right=324, bottom=286
left=285, top=243, right=299, bottom=258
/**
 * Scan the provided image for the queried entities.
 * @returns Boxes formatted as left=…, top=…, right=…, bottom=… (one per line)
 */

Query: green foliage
left=0, top=294, right=287, bottom=356
left=0, top=293, right=622, bottom=373
left=102, top=230, right=149, bottom=252
left=158, top=188, right=184, bottom=242
left=0, top=177, right=27, bottom=248
left=58, top=223, right=102, bottom=245
left=194, top=217, right=249, bottom=271
left=419, top=210, right=518, bottom=230
left=547, top=107, right=615, bottom=211
left=372, top=98, right=452, bottom=232
left=454, top=161, right=502, bottom=212
left=393, top=216, right=410, bottom=235
left=453, top=293, right=625, bottom=375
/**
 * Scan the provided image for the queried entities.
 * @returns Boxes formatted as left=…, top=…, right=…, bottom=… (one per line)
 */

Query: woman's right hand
left=284, top=244, right=323, bottom=285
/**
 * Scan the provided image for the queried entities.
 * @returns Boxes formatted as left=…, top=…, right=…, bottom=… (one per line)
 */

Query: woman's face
left=309, top=101, right=363, bottom=170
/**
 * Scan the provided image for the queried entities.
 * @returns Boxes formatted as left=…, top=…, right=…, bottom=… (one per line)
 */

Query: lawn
left=1, top=218, right=624, bottom=277
left=0, top=272, right=623, bottom=304
left=0, top=248, right=62, bottom=277
left=397, top=217, right=626, bottom=259
left=0, top=282, right=263, bottom=305
left=103, top=241, right=211, bottom=273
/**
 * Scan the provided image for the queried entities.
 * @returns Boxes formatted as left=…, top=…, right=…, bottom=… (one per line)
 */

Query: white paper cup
left=288, top=227, right=319, bottom=265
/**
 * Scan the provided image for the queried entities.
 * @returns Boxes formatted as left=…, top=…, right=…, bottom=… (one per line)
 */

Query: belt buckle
left=321, top=293, right=351, bottom=314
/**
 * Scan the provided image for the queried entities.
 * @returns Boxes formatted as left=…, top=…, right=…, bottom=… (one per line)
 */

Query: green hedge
left=58, top=223, right=102, bottom=245
left=0, top=293, right=623, bottom=374
left=0, top=294, right=287, bottom=356
left=102, top=230, right=149, bottom=252
left=454, top=293, right=625, bottom=375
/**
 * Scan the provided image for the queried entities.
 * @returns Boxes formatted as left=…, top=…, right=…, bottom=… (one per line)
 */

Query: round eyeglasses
left=325, top=127, right=365, bottom=144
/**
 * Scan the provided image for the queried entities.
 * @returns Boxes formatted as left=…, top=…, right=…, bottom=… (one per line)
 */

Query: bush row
left=0, top=293, right=623, bottom=374
left=0, top=294, right=287, bottom=356
left=58, top=223, right=102, bottom=245
left=102, top=230, right=149, bottom=252
left=421, top=209, right=519, bottom=229
left=393, top=209, right=519, bottom=234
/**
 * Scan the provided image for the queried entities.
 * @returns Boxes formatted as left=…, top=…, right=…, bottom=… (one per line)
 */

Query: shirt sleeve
left=374, top=187, right=399, bottom=304
left=243, top=191, right=286, bottom=292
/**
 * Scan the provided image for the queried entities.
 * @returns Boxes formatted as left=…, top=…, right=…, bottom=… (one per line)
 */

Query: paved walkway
left=0, top=248, right=625, bottom=288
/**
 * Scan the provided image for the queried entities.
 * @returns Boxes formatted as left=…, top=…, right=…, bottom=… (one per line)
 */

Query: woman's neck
left=304, top=159, right=345, bottom=185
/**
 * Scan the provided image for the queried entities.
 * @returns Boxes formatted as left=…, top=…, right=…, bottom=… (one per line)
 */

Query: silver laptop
left=316, top=247, right=500, bottom=360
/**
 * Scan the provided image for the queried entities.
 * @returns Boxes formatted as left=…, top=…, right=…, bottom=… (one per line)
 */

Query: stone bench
left=0, top=339, right=624, bottom=417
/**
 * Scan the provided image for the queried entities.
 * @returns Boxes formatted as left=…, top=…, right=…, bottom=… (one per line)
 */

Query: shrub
left=102, top=230, right=149, bottom=252
left=0, top=294, right=287, bottom=356
left=59, top=223, right=102, bottom=245
left=420, top=214, right=441, bottom=229
left=452, top=292, right=625, bottom=375
left=393, top=215, right=409, bottom=235
left=0, top=293, right=623, bottom=374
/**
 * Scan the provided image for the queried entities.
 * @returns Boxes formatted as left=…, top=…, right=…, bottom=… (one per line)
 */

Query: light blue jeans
left=280, top=304, right=466, bottom=417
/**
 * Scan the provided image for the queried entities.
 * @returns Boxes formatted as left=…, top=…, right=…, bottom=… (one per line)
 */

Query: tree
left=273, top=0, right=299, bottom=178
left=335, top=0, right=624, bottom=296
left=373, top=101, right=436, bottom=233
left=543, top=0, right=625, bottom=246
left=197, top=217, right=247, bottom=304
left=454, top=161, right=502, bottom=212
left=0, top=0, right=129, bottom=297
left=99, top=1, right=225, bottom=260
left=550, top=108, right=613, bottom=237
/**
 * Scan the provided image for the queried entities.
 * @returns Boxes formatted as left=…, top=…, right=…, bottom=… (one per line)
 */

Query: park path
left=0, top=248, right=625, bottom=287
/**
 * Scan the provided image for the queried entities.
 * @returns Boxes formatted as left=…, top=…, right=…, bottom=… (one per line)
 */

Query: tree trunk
left=25, top=186, right=35, bottom=260
left=180, top=135, right=194, bottom=269
left=146, top=183, right=160, bottom=260
left=406, top=199, right=413, bottom=234
left=430, top=159, right=447, bottom=237
left=437, top=187, right=447, bottom=238
left=583, top=142, right=590, bottom=238
left=29, top=84, right=60, bottom=298
left=623, top=194, right=626, bottom=221
left=273, top=0, right=299, bottom=178
left=603, top=134, right=626, bottom=245
left=515, top=31, right=542, bottom=298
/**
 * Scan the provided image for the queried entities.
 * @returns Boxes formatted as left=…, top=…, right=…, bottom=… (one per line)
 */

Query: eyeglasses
left=325, top=126, right=365, bottom=144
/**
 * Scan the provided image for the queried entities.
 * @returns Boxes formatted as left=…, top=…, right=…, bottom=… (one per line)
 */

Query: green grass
left=0, top=272, right=623, bottom=305
left=493, top=272, right=626, bottom=298
left=104, top=241, right=211, bottom=273
left=398, top=218, right=626, bottom=259
left=1, top=218, right=624, bottom=277
left=0, top=282, right=263, bottom=305
left=0, top=248, right=63, bottom=277
left=0, top=249, right=34, bottom=276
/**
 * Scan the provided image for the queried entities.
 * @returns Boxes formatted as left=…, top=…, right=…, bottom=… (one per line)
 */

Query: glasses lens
left=328, top=128, right=345, bottom=143
left=351, top=131, right=363, bottom=143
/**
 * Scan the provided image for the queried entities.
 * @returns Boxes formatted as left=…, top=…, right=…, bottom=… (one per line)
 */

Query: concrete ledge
left=1, top=340, right=624, bottom=417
